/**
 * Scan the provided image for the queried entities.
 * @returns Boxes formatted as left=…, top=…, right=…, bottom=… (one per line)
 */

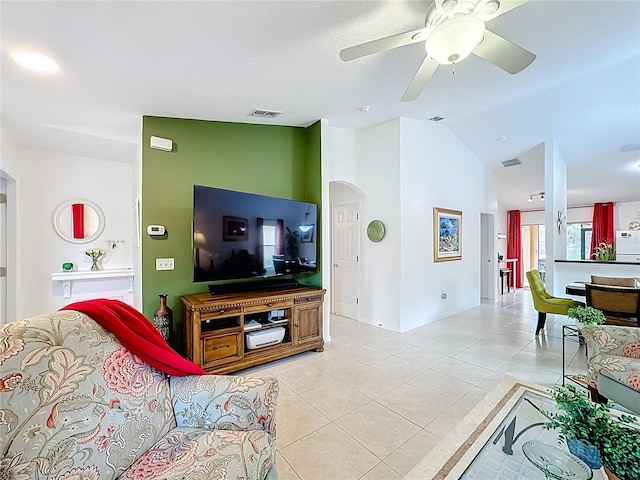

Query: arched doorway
left=329, top=181, right=364, bottom=320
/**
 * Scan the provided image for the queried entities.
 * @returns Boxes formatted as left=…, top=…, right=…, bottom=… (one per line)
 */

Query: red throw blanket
left=61, top=298, right=206, bottom=376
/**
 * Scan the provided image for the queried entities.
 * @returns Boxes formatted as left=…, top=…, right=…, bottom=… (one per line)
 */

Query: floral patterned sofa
left=0, top=309, right=279, bottom=479
left=582, top=325, right=640, bottom=414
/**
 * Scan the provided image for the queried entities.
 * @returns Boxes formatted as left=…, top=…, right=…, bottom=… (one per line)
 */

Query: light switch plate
left=156, top=258, right=174, bottom=270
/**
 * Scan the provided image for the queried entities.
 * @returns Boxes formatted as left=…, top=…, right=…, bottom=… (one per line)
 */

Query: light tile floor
left=239, top=289, right=588, bottom=480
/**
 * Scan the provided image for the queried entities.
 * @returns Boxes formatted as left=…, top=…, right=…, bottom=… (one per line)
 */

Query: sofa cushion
left=171, top=375, right=278, bottom=434
left=0, top=311, right=175, bottom=478
left=591, top=355, right=640, bottom=392
left=122, top=427, right=275, bottom=480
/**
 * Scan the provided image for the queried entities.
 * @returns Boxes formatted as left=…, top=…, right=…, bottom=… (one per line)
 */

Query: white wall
left=323, top=121, right=403, bottom=331
left=132, top=122, right=143, bottom=309
left=522, top=204, right=636, bottom=228
left=323, top=118, right=497, bottom=333
left=497, top=206, right=508, bottom=259
left=324, top=121, right=401, bottom=330
left=1, top=128, right=20, bottom=322
left=544, top=141, right=567, bottom=294
left=1, top=127, right=19, bottom=178
left=399, top=118, right=495, bottom=330
left=354, top=121, right=402, bottom=330
left=17, top=148, right=134, bottom=317
left=617, top=201, right=640, bottom=231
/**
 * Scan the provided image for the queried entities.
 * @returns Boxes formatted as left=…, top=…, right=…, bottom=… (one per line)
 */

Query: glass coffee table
left=522, top=441, right=592, bottom=480
left=405, top=378, right=608, bottom=480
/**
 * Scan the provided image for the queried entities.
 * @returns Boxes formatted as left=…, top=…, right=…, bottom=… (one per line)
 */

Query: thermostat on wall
left=147, top=225, right=166, bottom=236
left=150, top=136, right=173, bottom=152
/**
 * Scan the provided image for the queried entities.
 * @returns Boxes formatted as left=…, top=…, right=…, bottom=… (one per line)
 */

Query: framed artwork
left=222, top=216, right=248, bottom=241
left=300, top=226, right=314, bottom=243
left=434, top=207, right=462, bottom=262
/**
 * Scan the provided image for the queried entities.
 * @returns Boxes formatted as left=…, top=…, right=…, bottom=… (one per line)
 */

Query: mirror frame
left=53, top=198, right=106, bottom=244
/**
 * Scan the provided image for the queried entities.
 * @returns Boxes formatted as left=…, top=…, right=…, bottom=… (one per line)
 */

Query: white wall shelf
left=51, top=268, right=135, bottom=299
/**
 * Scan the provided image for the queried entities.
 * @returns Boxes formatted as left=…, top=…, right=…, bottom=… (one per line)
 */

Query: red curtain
left=72, top=203, right=84, bottom=239
left=507, top=210, right=522, bottom=288
left=590, top=203, right=614, bottom=258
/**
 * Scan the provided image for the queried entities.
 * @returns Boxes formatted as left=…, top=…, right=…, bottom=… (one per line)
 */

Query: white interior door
left=480, top=212, right=496, bottom=300
left=0, top=177, right=7, bottom=325
left=332, top=201, right=359, bottom=319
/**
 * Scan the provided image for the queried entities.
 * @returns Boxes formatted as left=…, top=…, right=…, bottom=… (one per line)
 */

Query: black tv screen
left=193, top=185, right=318, bottom=283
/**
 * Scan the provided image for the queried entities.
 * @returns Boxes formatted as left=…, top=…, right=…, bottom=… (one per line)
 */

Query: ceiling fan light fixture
left=425, top=15, right=485, bottom=65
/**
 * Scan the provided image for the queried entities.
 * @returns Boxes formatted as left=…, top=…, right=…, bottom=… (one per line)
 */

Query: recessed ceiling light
left=13, top=52, right=59, bottom=73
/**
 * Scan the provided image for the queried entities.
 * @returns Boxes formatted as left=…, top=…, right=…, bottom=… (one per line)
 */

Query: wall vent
left=249, top=109, right=283, bottom=118
left=501, top=158, right=522, bottom=167
left=428, top=116, right=445, bottom=122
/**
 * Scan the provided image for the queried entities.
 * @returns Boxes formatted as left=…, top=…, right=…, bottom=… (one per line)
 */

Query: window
left=262, top=222, right=277, bottom=272
left=538, top=225, right=546, bottom=274
left=566, top=223, right=592, bottom=260
left=522, top=224, right=546, bottom=284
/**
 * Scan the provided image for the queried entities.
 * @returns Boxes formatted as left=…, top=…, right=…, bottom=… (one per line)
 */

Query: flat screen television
left=193, top=185, right=318, bottom=283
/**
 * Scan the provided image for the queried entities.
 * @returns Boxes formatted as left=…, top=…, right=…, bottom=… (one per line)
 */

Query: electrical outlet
left=156, top=258, right=175, bottom=271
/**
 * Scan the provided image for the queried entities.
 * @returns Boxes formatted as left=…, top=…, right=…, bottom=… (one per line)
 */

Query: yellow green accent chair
left=526, top=270, right=582, bottom=335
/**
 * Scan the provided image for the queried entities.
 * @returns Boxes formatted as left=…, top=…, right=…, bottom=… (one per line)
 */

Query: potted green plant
left=543, top=385, right=640, bottom=480
left=592, top=240, right=615, bottom=261
left=567, top=305, right=606, bottom=329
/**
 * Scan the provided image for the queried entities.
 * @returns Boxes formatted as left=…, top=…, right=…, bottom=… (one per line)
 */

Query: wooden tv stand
left=181, top=286, right=325, bottom=374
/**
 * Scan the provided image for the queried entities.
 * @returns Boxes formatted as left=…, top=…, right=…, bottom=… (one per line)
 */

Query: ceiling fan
left=340, top=0, right=536, bottom=102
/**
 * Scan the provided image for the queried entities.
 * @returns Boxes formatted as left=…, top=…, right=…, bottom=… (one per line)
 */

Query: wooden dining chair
left=585, top=283, right=640, bottom=327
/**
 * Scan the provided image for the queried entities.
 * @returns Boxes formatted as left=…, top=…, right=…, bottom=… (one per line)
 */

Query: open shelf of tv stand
left=181, top=286, right=325, bottom=374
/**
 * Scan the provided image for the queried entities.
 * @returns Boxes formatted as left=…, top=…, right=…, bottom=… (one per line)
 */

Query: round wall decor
left=367, top=220, right=385, bottom=242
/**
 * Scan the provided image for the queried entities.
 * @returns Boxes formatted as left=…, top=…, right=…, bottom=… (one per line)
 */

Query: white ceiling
left=2, top=0, right=639, bottom=212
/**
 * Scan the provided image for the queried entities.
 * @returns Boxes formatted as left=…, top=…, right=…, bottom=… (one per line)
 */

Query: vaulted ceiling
left=2, top=1, right=639, bottom=211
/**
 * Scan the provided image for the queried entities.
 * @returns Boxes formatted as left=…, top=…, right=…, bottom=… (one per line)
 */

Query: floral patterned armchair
left=0, top=310, right=279, bottom=479
left=581, top=325, right=640, bottom=414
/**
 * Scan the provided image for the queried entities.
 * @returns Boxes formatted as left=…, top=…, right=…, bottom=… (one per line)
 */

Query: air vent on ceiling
left=249, top=109, right=283, bottom=118
left=428, top=116, right=445, bottom=122
left=501, top=158, right=522, bottom=167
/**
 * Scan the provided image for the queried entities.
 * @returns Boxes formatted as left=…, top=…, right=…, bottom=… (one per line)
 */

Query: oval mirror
left=53, top=199, right=106, bottom=244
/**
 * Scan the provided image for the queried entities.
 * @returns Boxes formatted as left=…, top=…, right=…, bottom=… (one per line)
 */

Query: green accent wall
left=141, top=117, right=322, bottom=352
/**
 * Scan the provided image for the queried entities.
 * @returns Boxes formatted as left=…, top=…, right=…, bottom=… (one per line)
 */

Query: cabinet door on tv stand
left=294, top=302, right=322, bottom=346
left=202, top=331, right=243, bottom=368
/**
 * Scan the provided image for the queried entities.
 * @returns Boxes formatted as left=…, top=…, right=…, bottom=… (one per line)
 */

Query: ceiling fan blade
left=340, top=27, right=428, bottom=62
left=401, top=55, right=439, bottom=102
left=473, top=29, right=536, bottom=74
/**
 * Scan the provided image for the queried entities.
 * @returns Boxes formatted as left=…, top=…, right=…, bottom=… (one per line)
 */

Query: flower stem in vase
left=84, top=248, right=106, bottom=271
